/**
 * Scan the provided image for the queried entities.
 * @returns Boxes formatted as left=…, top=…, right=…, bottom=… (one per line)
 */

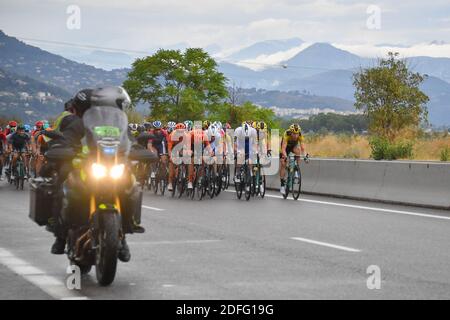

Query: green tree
left=353, top=52, right=429, bottom=141
left=123, top=48, right=228, bottom=122
left=213, top=101, right=279, bottom=129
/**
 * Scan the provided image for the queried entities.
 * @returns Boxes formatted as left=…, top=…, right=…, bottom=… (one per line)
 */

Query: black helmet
left=73, top=89, right=94, bottom=117
left=90, top=86, right=131, bottom=109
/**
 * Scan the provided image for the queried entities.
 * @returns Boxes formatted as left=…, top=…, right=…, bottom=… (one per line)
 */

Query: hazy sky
left=1, top=0, right=450, bottom=54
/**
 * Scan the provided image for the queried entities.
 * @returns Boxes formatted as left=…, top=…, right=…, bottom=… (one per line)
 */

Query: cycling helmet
left=143, top=122, right=152, bottom=130
left=43, top=122, right=50, bottom=130
left=153, top=120, right=162, bottom=129
left=184, top=120, right=193, bottom=131
left=213, top=121, right=223, bottom=130
left=137, top=125, right=145, bottom=133
left=9, top=121, right=17, bottom=127
left=167, top=121, right=176, bottom=129
left=242, top=122, right=251, bottom=137
left=175, top=123, right=186, bottom=130
left=258, top=121, right=267, bottom=131
left=17, top=124, right=25, bottom=131
left=24, top=124, right=31, bottom=133
left=252, top=121, right=258, bottom=129
left=35, top=121, right=44, bottom=128
left=129, top=123, right=138, bottom=131
left=289, top=123, right=301, bottom=134
left=202, top=120, right=211, bottom=130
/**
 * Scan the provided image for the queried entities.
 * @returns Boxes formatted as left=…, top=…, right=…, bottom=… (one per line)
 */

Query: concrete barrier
left=262, top=158, right=450, bottom=209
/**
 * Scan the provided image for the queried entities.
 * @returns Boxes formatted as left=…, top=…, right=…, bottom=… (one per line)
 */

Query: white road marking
left=142, top=205, right=165, bottom=211
left=225, top=190, right=450, bottom=221
left=291, top=237, right=361, bottom=253
left=0, top=247, right=89, bottom=300
left=128, top=239, right=221, bottom=245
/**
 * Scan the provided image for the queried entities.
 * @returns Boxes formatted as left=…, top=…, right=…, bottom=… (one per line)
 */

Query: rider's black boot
left=51, top=237, right=66, bottom=254
left=118, top=238, right=131, bottom=262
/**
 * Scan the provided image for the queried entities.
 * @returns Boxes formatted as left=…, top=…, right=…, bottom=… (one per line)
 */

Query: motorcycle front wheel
left=95, top=213, right=120, bottom=286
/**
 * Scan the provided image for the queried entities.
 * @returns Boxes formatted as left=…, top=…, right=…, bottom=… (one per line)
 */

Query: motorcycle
left=30, top=106, right=156, bottom=286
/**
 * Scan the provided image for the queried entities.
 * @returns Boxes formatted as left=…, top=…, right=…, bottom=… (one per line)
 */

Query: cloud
left=0, top=0, right=449, bottom=54
left=334, top=42, right=450, bottom=59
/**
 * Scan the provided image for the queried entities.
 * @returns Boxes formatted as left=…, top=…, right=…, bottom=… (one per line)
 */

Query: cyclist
left=5, top=121, right=17, bottom=136
left=280, top=124, right=307, bottom=195
left=0, top=127, right=6, bottom=180
left=184, top=120, right=193, bottom=132
left=167, top=122, right=187, bottom=191
left=234, top=122, right=258, bottom=189
left=186, top=121, right=212, bottom=190
left=8, top=124, right=31, bottom=180
left=148, top=120, right=168, bottom=182
left=167, top=121, right=176, bottom=134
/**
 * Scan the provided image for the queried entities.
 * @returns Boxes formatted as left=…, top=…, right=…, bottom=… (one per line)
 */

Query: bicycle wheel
left=259, top=167, right=266, bottom=199
left=194, top=166, right=205, bottom=201
left=235, top=167, right=243, bottom=200
left=207, top=166, right=215, bottom=199
left=159, top=178, right=166, bottom=196
left=224, top=165, right=230, bottom=190
left=178, top=165, right=187, bottom=198
left=292, top=167, right=302, bottom=200
left=282, top=173, right=290, bottom=200
left=214, top=165, right=223, bottom=196
left=171, top=168, right=178, bottom=198
left=244, top=166, right=252, bottom=201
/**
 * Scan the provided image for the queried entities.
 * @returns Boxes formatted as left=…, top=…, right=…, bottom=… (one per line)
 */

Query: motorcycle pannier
left=29, top=180, right=56, bottom=226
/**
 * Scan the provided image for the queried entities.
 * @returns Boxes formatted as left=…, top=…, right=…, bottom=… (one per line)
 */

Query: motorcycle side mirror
left=129, top=149, right=158, bottom=162
left=46, top=147, right=77, bottom=161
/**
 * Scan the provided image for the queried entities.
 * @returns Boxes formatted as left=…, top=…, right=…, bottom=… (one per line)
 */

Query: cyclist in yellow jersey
left=280, top=123, right=307, bottom=194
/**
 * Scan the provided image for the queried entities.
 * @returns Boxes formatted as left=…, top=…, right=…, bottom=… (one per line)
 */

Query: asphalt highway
left=0, top=181, right=449, bottom=299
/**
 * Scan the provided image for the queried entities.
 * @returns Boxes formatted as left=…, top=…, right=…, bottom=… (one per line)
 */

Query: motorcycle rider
left=47, top=87, right=145, bottom=262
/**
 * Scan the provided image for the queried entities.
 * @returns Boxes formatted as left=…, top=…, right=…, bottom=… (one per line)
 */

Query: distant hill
left=237, top=88, right=354, bottom=111
left=0, top=30, right=128, bottom=94
left=227, top=38, right=304, bottom=61
left=0, top=67, right=71, bottom=122
left=75, top=50, right=136, bottom=70
left=283, top=43, right=370, bottom=77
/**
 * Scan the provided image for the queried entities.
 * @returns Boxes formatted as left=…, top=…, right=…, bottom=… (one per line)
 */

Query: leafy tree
left=213, top=101, right=279, bottom=129
left=353, top=52, right=429, bottom=141
left=123, top=48, right=228, bottom=122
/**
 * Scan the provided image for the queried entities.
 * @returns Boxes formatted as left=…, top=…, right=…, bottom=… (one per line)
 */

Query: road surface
left=0, top=182, right=449, bottom=299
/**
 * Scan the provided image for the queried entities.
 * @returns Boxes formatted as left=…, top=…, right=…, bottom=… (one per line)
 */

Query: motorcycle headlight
left=110, top=164, right=125, bottom=180
left=92, top=163, right=107, bottom=179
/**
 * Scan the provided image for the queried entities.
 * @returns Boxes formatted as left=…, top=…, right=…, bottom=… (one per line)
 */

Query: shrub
left=370, top=137, right=413, bottom=160
left=440, top=147, right=450, bottom=162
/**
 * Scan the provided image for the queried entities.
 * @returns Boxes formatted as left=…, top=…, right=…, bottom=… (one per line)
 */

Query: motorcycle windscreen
left=83, top=106, right=131, bottom=155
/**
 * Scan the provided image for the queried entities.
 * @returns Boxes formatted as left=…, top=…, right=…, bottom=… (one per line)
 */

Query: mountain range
left=1, top=30, right=450, bottom=125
